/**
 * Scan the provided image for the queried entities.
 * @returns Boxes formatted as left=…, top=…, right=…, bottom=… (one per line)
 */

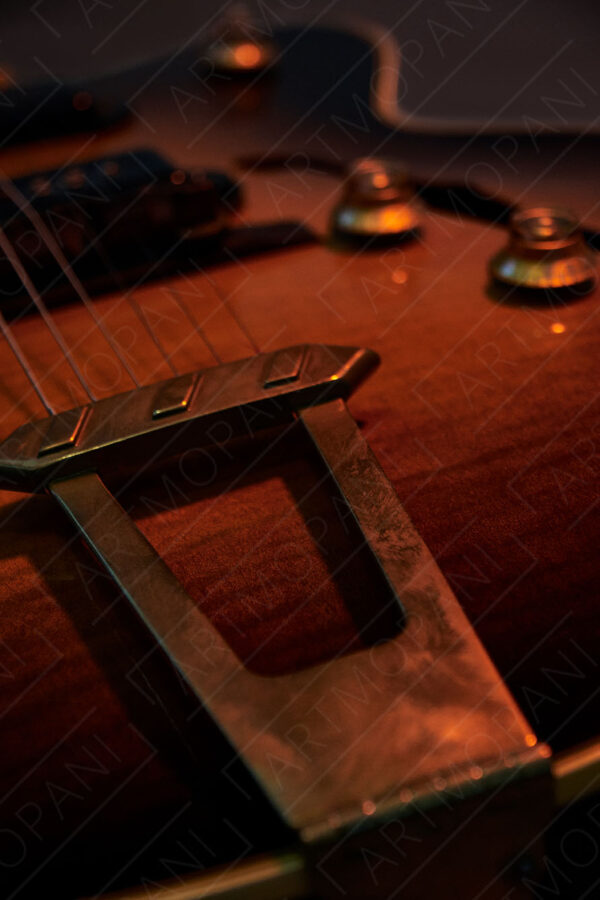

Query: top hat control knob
left=205, top=5, right=277, bottom=75
left=490, top=207, right=597, bottom=295
left=330, top=158, right=422, bottom=244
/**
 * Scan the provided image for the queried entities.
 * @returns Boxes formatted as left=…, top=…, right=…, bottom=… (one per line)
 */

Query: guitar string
left=0, top=224, right=96, bottom=402
left=0, top=166, right=216, bottom=390
left=83, top=223, right=179, bottom=376
left=167, top=282, right=223, bottom=366
left=0, top=148, right=297, bottom=398
left=13, top=164, right=183, bottom=377
left=0, top=171, right=151, bottom=388
left=0, top=308, right=55, bottom=413
left=4, top=198, right=249, bottom=406
left=0, top=156, right=417, bottom=761
left=187, top=256, right=261, bottom=357
left=84, top=218, right=224, bottom=371
left=5, top=141, right=598, bottom=829
left=88, top=208, right=262, bottom=370
left=0, top=179, right=242, bottom=413
left=0, top=158, right=284, bottom=416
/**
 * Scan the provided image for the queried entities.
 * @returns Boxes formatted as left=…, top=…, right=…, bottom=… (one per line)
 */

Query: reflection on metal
left=48, top=404, right=548, bottom=841
left=38, top=406, right=90, bottom=456
left=0, top=344, right=376, bottom=491
left=96, top=852, right=309, bottom=900
left=262, top=345, right=305, bottom=388
left=152, top=372, right=200, bottom=419
left=330, top=158, right=422, bottom=244
left=34, top=346, right=548, bottom=861
left=206, top=7, right=277, bottom=75
left=11, top=345, right=557, bottom=897
left=553, top=738, right=600, bottom=807
left=95, top=728, right=600, bottom=900
left=490, top=207, right=597, bottom=294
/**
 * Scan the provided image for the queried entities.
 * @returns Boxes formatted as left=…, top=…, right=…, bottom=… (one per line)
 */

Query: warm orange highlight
left=234, top=43, right=262, bottom=68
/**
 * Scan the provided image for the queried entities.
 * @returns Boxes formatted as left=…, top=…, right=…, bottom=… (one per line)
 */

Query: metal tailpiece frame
left=1, top=344, right=550, bottom=853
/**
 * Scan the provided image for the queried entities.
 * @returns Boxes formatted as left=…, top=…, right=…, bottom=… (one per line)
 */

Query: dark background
left=2, top=0, right=599, bottom=128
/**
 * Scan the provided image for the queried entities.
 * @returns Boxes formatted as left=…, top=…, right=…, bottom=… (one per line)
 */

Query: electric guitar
left=0, top=13, right=598, bottom=900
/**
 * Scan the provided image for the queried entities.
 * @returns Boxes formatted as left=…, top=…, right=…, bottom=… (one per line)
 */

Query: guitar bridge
left=0, top=344, right=376, bottom=490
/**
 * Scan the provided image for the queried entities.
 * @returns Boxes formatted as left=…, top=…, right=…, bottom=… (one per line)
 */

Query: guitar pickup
left=0, top=150, right=317, bottom=315
left=0, top=81, right=126, bottom=147
left=0, top=150, right=236, bottom=313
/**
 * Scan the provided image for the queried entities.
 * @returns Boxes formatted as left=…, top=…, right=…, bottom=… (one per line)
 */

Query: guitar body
left=0, top=22, right=598, bottom=900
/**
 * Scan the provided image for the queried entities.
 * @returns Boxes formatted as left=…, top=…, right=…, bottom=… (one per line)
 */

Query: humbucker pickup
left=0, top=150, right=316, bottom=312
left=0, top=150, right=234, bottom=310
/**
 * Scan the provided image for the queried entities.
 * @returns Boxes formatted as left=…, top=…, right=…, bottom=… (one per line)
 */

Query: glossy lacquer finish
left=0, top=22, right=598, bottom=900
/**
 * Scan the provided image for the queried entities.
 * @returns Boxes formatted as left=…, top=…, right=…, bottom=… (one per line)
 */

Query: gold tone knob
left=206, top=6, right=276, bottom=75
left=490, top=207, right=597, bottom=294
left=330, top=158, right=421, bottom=244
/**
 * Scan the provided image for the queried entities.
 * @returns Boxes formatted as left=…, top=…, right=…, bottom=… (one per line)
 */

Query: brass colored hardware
left=206, top=8, right=277, bottom=74
left=0, top=344, right=376, bottom=491
left=553, top=737, right=600, bottom=807
left=10, top=346, right=556, bottom=899
left=331, top=158, right=422, bottom=243
left=490, top=207, right=597, bottom=293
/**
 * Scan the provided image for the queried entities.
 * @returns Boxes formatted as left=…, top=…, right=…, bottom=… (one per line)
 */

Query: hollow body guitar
left=0, top=22, right=598, bottom=900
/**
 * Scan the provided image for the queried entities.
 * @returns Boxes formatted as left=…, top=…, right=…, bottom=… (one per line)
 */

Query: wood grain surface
left=0, top=31, right=598, bottom=898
